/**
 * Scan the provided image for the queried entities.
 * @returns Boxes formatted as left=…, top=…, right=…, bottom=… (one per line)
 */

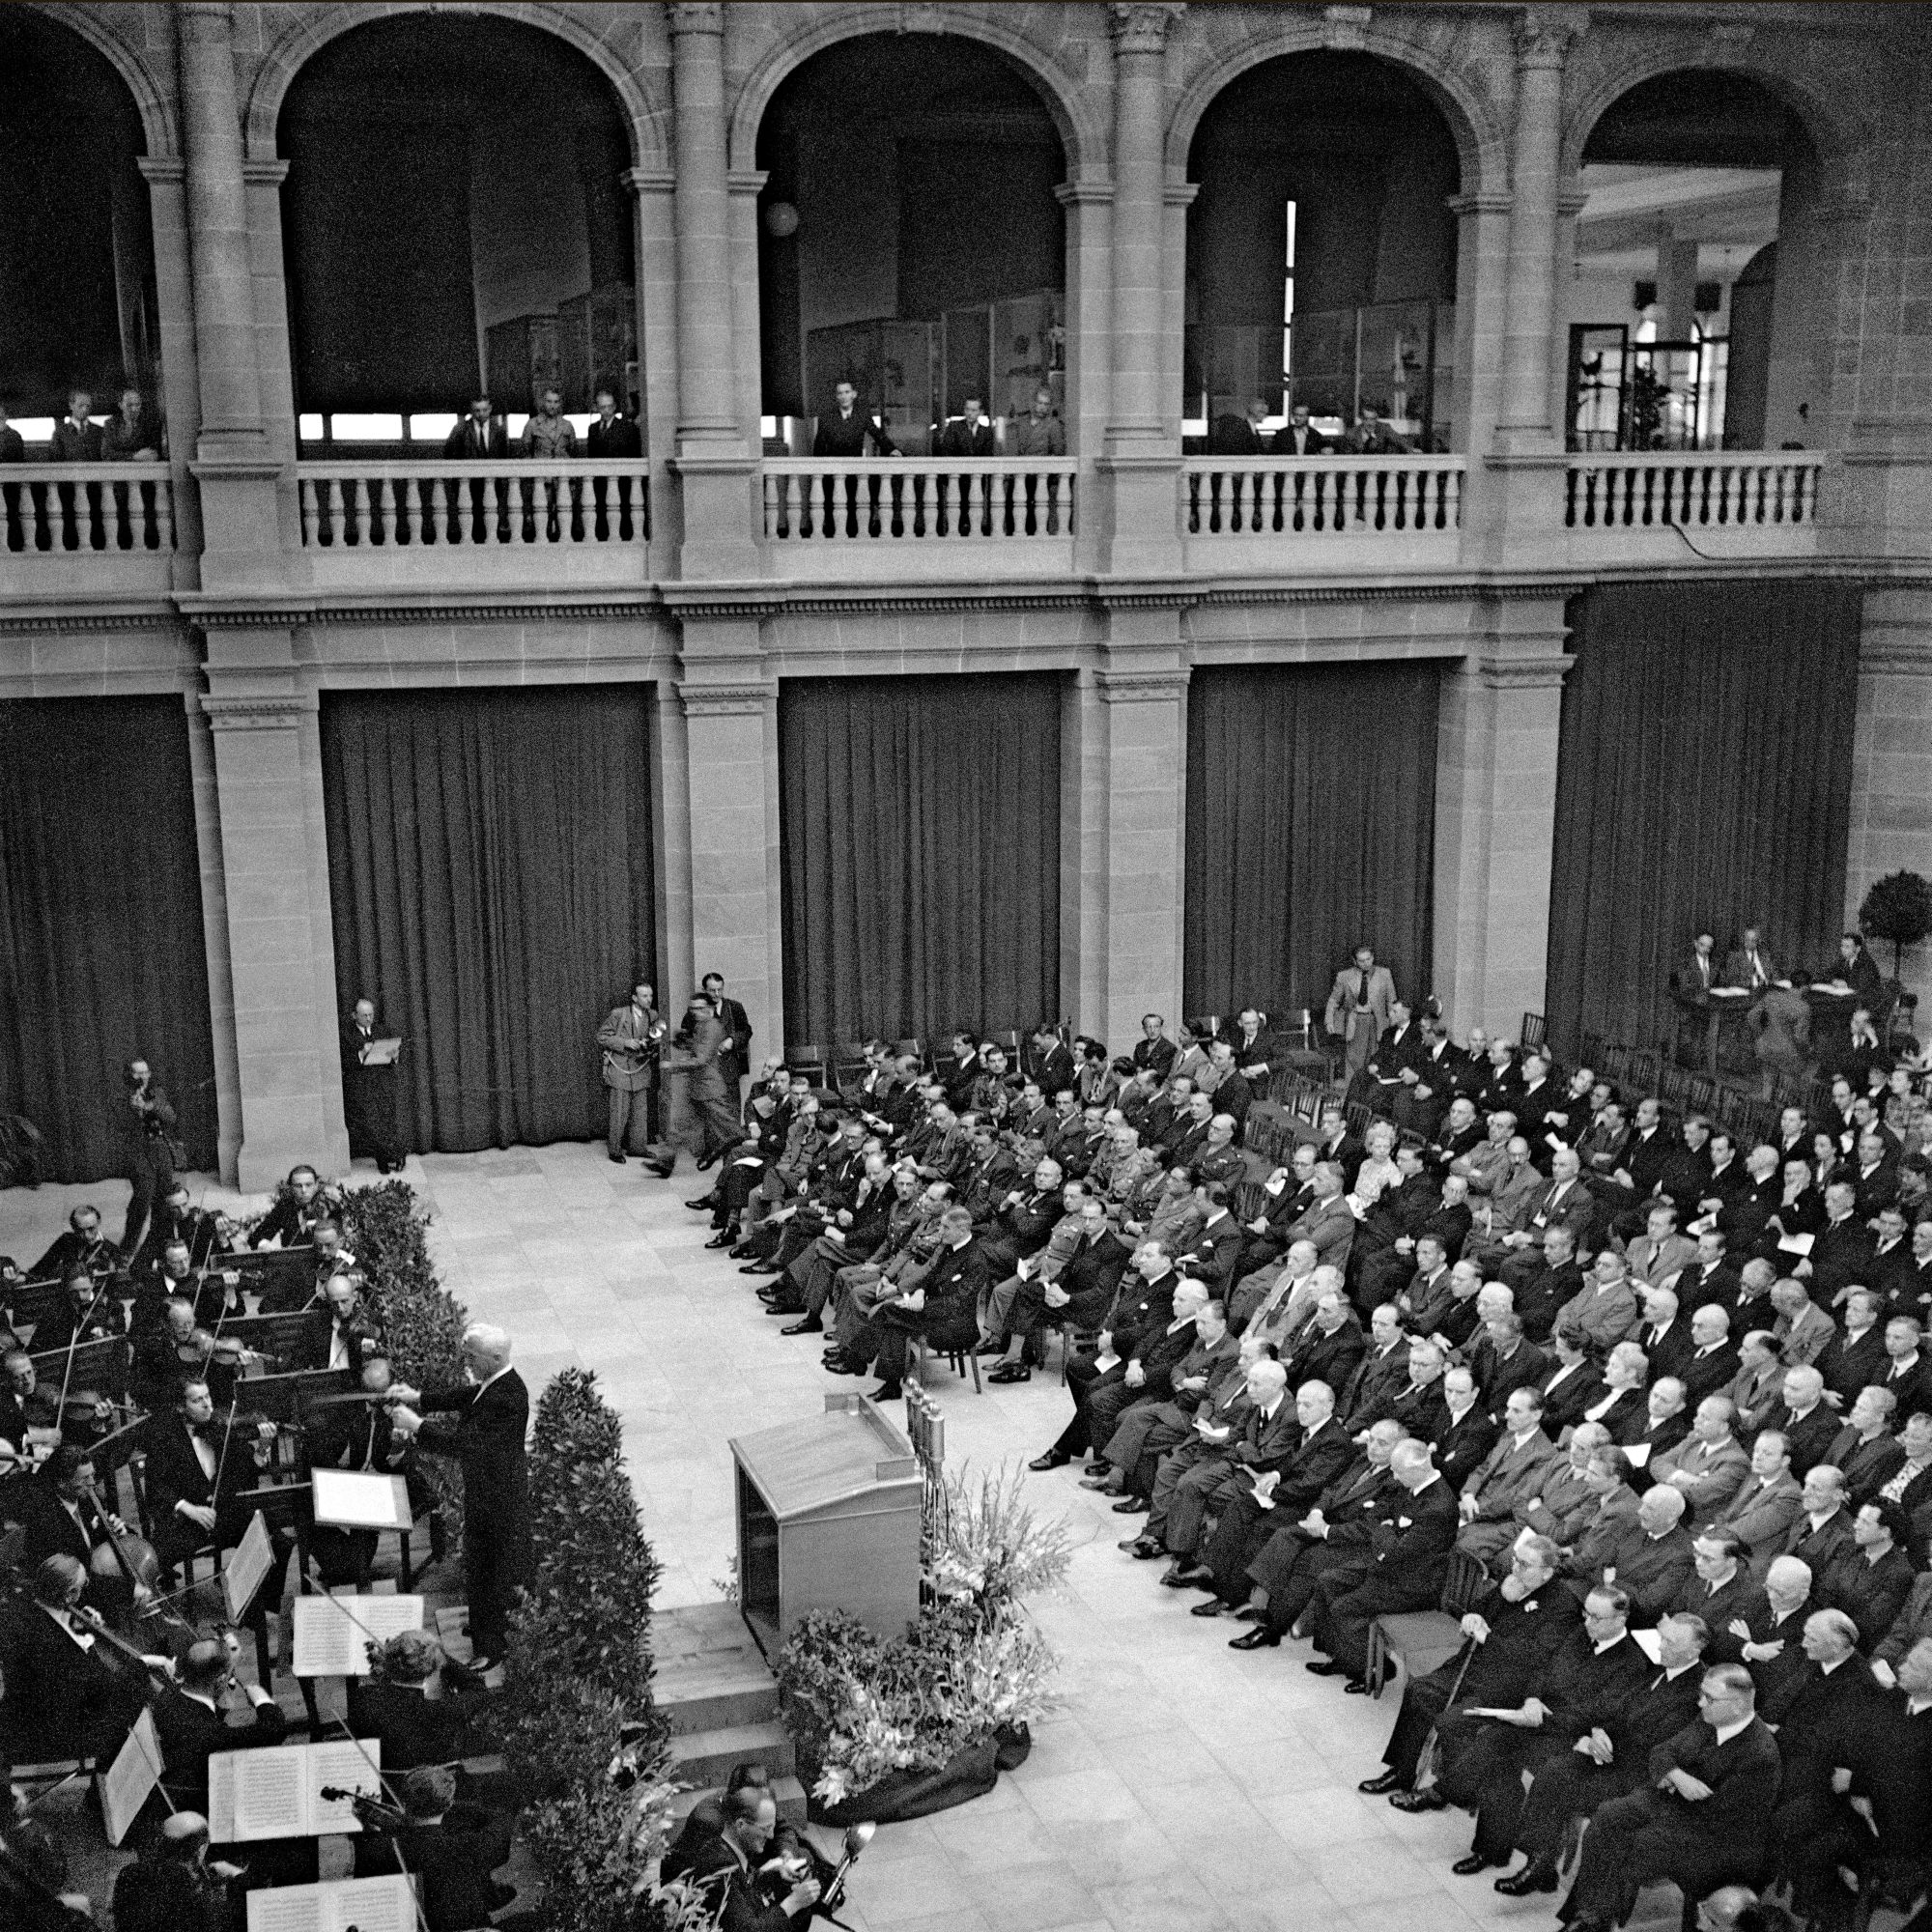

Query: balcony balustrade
left=1181, top=454, right=1465, bottom=572
left=1563, top=451, right=1827, bottom=564
left=0, top=463, right=179, bottom=597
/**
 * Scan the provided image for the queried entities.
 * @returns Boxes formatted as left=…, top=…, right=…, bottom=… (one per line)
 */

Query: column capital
left=1475, top=649, right=1573, bottom=692
left=725, top=168, right=770, bottom=198
left=200, top=692, right=318, bottom=730
left=665, top=1, right=724, bottom=37
left=1094, top=668, right=1189, bottom=704
left=677, top=679, right=773, bottom=718
left=623, top=166, right=676, bottom=197
left=1164, top=178, right=1200, bottom=208
left=1514, top=8, right=1583, bottom=71
left=242, top=157, right=290, bottom=186
left=1109, top=2, right=1184, bottom=58
left=137, top=156, right=186, bottom=186
left=1448, top=189, right=1514, bottom=217
left=1054, top=179, right=1115, bottom=208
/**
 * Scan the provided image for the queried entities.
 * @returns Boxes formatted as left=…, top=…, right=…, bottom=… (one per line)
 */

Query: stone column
left=1846, top=591, right=1932, bottom=1010
left=665, top=2, right=760, bottom=577
left=1469, top=14, right=1576, bottom=558
left=1432, top=602, right=1572, bottom=1039
left=183, top=691, right=242, bottom=1180
left=675, top=652, right=782, bottom=1056
left=1447, top=189, right=1514, bottom=458
left=199, top=679, right=349, bottom=1188
left=1493, top=16, right=1570, bottom=450
left=138, top=156, right=206, bottom=577
left=1062, top=649, right=1187, bottom=1048
left=627, top=166, right=682, bottom=573
left=1056, top=176, right=1112, bottom=574
left=177, top=2, right=283, bottom=584
left=242, top=156, right=303, bottom=549
left=1097, top=2, right=1183, bottom=571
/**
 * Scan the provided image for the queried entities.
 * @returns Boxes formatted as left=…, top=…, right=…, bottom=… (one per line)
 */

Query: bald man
left=391, top=1325, right=530, bottom=1666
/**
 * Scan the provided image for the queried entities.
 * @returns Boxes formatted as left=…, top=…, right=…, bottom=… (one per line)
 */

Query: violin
left=72, top=1604, right=179, bottom=1688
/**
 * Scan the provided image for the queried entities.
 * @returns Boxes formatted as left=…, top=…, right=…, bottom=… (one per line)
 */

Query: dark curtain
left=1183, top=662, right=1440, bottom=1023
left=0, top=696, right=217, bottom=1182
left=780, top=674, right=1062, bottom=1046
left=320, top=687, right=656, bottom=1151
left=1546, top=578, right=1862, bottom=1059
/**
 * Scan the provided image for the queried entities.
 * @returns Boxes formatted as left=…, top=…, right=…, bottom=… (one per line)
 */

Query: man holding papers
left=388, top=1323, right=530, bottom=1668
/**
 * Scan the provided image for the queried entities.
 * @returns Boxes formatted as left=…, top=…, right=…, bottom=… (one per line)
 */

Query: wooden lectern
left=730, top=1394, right=923, bottom=1659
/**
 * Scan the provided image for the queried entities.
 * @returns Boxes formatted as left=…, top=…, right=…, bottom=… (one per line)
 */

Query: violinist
left=298, top=1274, right=384, bottom=1374
left=246, top=1164, right=333, bottom=1251
left=27, top=1204, right=120, bottom=1288
left=0, top=1349, right=36, bottom=1458
left=0, top=1555, right=151, bottom=1765
left=350, top=1764, right=517, bottom=1932
left=31, top=1266, right=126, bottom=1356
left=143, top=1379, right=275, bottom=1577
left=131, top=1235, right=235, bottom=1334
left=131, top=1297, right=203, bottom=1409
left=130, top=1180, right=225, bottom=1279
left=260, top=1219, right=355, bottom=1317
left=150, top=1636, right=287, bottom=1813
left=347, top=1631, right=492, bottom=1776
left=110, top=1810, right=242, bottom=1932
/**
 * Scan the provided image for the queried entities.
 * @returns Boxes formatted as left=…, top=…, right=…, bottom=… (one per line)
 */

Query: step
left=653, top=1602, right=781, bottom=1735
left=667, top=1773, right=808, bottom=1828
left=668, top=1719, right=796, bottom=1787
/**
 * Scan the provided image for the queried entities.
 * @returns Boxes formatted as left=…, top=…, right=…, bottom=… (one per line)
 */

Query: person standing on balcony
left=102, top=387, right=164, bottom=461
left=0, top=403, right=23, bottom=555
left=934, top=394, right=995, bottom=532
left=51, top=388, right=103, bottom=551
left=812, top=379, right=896, bottom=536
left=1013, top=384, right=1065, bottom=456
left=1274, top=402, right=1331, bottom=456
left=51, top=388, right=102, bottom=462
left=519, top=385, right=577, bottom=541
left=934, top=396, right=995, bottom=458
left=585, top=386, right=640, bottom=539
left=1208, top=396, right=1271, bottom=455
left=442, top=394, right=509, bottom=543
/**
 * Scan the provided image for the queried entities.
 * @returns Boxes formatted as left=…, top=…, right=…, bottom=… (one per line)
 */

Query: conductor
left=389, top=1325, right=530, bottom=1669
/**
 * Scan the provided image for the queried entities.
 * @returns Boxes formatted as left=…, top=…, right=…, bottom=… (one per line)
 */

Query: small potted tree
left=1860, top=871, right=1932, bottom=1033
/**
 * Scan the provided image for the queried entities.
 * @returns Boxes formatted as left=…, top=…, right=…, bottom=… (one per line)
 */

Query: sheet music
left=1633, top=1626, right=1664, bottom=1663
left=312, top=1468, right=412, bottom=1530
left=1777, top=1232, right=1816, bottom=1258
left=307, top=1738, right=382, bottom=1834
left=224, top=1510, right=277, bottom=1622
left=247, top=1874, right=416, bottom=1932
left=101, top=1708, right=163, bottom=1847
left=209, top=1740, right=381, bottom=1840
left=291, top=1593, right=424, bottom=1676
left=1623, top=1442, right=1653, bottom=1468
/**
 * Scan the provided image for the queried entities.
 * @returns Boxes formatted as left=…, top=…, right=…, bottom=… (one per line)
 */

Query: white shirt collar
left=1713, top=1714, right=1752, bottom=1745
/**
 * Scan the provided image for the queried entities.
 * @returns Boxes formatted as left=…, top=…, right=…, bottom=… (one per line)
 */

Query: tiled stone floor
left=4, top=1143, right=1676, bottom=1932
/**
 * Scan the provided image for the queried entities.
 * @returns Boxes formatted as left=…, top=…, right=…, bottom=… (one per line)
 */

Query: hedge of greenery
left=497, top=1368, right=691, bottom=1932
left=336, top=1179, right=469, bottom=1388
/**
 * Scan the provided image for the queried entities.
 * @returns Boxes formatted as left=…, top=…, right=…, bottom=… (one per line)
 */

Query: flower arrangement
left=779, top=1462, right=1067, bottom=1818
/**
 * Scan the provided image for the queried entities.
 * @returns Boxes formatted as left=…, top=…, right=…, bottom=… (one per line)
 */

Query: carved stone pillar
left=1432, top=601, right=1574, bottom=1037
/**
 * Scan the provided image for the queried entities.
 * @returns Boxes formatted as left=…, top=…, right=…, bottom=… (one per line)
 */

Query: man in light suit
left=1324, top=945, right=1397, bottom=1080
left=598, top=980, right=664, bottom=1163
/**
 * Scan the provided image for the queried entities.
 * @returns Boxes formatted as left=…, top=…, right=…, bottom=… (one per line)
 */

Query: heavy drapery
left=0, top=696, right=217, bottom=1181
left=1183, top=661, right=1440, bottom=1023
left=321, top=686, right=657, bottom=1151
left=1546, top=578, right=1861, bottom=1058
left=780, top=673, right=1062, bottom=1046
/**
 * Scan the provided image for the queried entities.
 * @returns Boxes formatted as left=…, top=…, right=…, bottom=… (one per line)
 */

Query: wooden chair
left=783, top=1042, right=829, bottom=1086
left=1520, top=1011, right=1548, bottom=1049
left=914, top=1335, right=982, bottom=1393
left=1627, top=1050, right=1660, bottom=1097
left=1365, top=1549, right=1490, bottom=1698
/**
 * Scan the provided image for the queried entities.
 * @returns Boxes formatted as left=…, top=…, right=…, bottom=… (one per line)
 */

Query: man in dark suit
left=442, top=395, right=511, bottom=539
left=352, top=1763, right=518, bottom=1932
left=1359, top=1532, right=1582, bottom=1803
left=933, top=396, right=996, bottom=457
left=1436, top=1583, right=1656, bottom=1873
left=28, top=1203, right=121, bottom=1285
left=1492, top=1613, right=1714, bottom=1895
left=1306, top=1436, right=1461, bottom=1689
left=150, top=1635, right=288, bottom=1809
left=340, top=994, right=405, bottom=1174
left=0, top=1554, right=148, bottom=1764
left=585, top=387, right=643, bottom=537
left=863, top=1208, right=990, bottom=1404
left=391, top=1325, right=531, bottom=1666
left=1272, top=401, right=1331, bottom=456
left=672, top=1784, right=822, bottom=1930
left=143, top=1378, right=274, bottom=1576
left=1556, top=1663, right=1781, bottom=1931
left=1192, top=1380, right=1354, bottom=1610
left=1677, top=931, right=1720, bottom=1001
left=701, top=973, right=754, bottom=1100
